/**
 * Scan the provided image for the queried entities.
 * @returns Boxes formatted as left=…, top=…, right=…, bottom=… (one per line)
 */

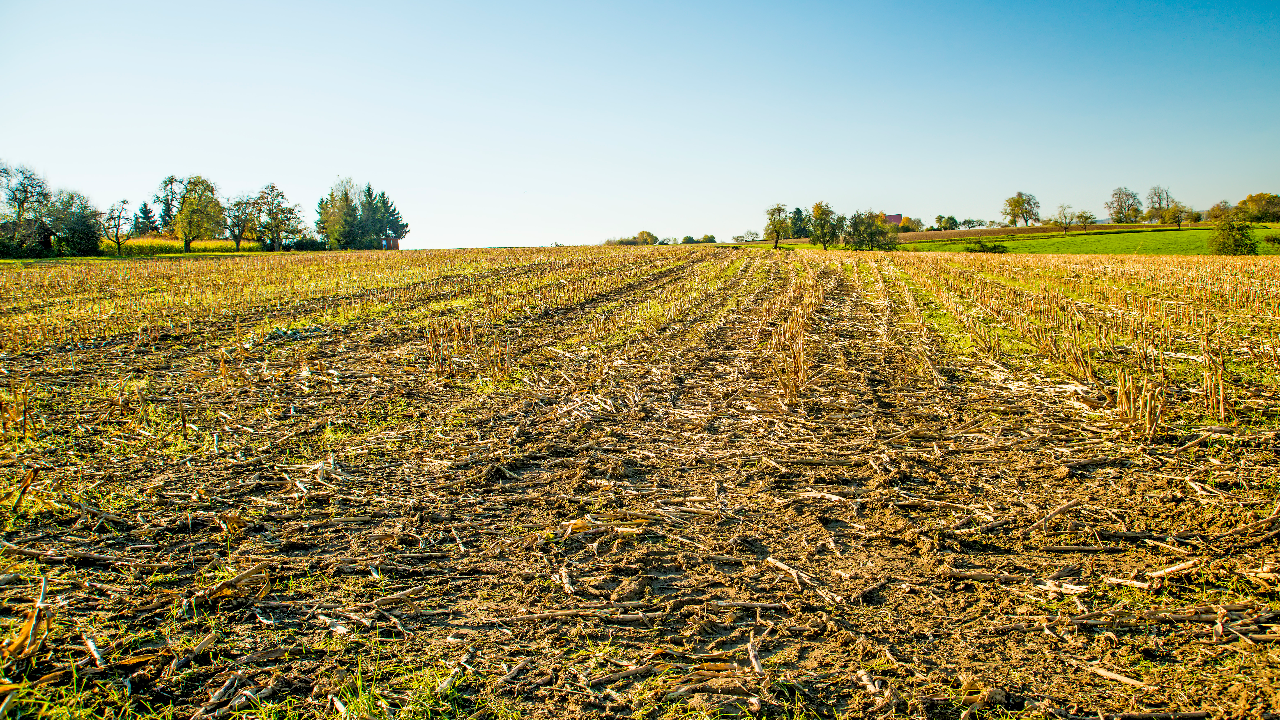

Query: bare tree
left=1050, top=204, right=1076, bottom=235
left=101, top=200, right=131, bottom=256
left=1143, top=186, right=1178, bottom=222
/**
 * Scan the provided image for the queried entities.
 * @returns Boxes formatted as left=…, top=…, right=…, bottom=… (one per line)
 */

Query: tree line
left=605, top=232, right=716, bottom=245
left=0, top=163, right=409, bottom=258
left=992, top=187, right=1280, bottom=231
left=755, top=203, right=906, bottom=251
left=0, top=165, right=103, bottom=257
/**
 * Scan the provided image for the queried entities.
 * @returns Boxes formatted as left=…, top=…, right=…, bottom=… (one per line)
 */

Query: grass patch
left=900, top=226, right=1280, bottom=255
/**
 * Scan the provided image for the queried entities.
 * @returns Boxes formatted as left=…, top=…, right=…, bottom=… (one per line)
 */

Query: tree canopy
left=765, top=204, right=789, bottom=250
left=1238, top=193, right=1280, bottom=222
left=315, top=179, right=409, bottom=250
left=1208, top=215, right=1258, bottom=255
left=808, top=201, right=838, bottom=250
left=1, top=164, right=52, bottom=255
left=1001, top=192, right=1041, bottom=226
left=1105, top=187, right=1143, bottom=223
left=173, top=176, right=224, bottom=253
left=0, top=163, right=102, bottom=258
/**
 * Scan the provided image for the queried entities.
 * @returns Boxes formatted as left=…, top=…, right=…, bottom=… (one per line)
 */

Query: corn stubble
left=0, top=246, right=1277, bottom=718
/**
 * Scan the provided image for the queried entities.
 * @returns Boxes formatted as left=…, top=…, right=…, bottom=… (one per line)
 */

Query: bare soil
left=0, top=248, right=1276, bottom=719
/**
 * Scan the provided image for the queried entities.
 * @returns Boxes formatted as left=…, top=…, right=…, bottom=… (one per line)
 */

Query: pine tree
left=357, top=184, right=384, bottom=249
left=339, top=195, right=360, bottom=250
left=380, top=194, right=408, bottom=250
left=131, top=202, right=159, bottom=236
left=315, top=179, right=408, bottom=251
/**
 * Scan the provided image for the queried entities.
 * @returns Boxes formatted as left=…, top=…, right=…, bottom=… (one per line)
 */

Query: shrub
left=964, top=240, right=1009, bottom=253
left=1208, top=216, right=1258, bottom=255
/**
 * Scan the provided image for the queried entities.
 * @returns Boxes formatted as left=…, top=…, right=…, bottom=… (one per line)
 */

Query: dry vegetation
left=0, top=246, right=1277, bottom=719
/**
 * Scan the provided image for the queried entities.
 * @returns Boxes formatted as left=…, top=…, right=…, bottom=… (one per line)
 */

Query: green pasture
left=898, top=225, right=1280, bottom=256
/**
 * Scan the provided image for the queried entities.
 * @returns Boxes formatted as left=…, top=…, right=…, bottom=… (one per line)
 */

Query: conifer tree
left=131, top=202, right=160, bottom=236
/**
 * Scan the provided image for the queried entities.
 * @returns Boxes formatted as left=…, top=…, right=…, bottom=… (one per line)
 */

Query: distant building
left=884, top=214, right=902, bottom=226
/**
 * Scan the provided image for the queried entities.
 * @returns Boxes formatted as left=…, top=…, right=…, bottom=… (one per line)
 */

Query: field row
left=0, top=247, right=1277, bottom=719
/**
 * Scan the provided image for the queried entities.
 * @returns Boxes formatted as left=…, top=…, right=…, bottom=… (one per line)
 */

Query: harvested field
left=0, top=246, right=1278, bottom=719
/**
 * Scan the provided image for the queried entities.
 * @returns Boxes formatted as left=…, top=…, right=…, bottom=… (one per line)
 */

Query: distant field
left=896, top=222, right=1212, bottom=244
left=98, top=236, right=264, bottom=256
left=900, top=225, right=1280, bottom=255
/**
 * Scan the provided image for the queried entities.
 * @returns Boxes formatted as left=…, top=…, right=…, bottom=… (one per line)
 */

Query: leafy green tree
left=1161, top=202, right=1189, bottom=228
left=959, top=218, right=985, bottom=229
left=44, top=190, right=102, bottom=256
left=1001, top=192, right=1040, bottom=226
left=765, top=204, right=788, bottom=250
left=1105, top=187, right=1142, bottom=223
left=225, top=195, right=260, bottom=251
left=1208, top=214, right=1258, bottom=255
left=1076, top=210, right=1097, bottom=231
left=1207, top=201, right=1232, bottom=221
left=258, top=184, right=306, bottom=251
left=808, top=201, right=838, bottom=250
left=1, top=165, right=51, bottom=253
left=844, top=210, right=893, bottom=250
left=1186, top=209, right=1203, bottom=223
left=131, top=202, right=159, bottom=236
left=101, top=200, right=131, bottom=256
left=1238, top=193, right=1280, bottom=222
left=934, top=215, right=959, bottom=230
left=174, top=176, right=224, bottom=252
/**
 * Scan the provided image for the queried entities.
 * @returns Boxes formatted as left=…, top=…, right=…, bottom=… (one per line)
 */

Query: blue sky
left=2, top=0, right=1277, bottom=248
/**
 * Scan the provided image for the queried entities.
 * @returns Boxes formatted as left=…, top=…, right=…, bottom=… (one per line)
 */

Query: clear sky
left=2, top=0, right=1277, bottom=248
